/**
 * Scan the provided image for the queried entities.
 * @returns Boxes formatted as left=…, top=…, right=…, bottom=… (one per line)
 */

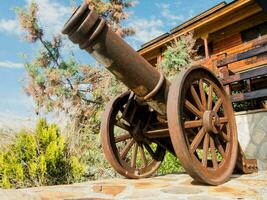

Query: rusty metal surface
left=235, top=144, right=258, bottom=174
left=62, top=3, right=241, bottom=185
left=100, top=91, right=165, bottom=178
left=62, top=2, right=169, bottom=115
left=167, top=66, right=238, bottom=185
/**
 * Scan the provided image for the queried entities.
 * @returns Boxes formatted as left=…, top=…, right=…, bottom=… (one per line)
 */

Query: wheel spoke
left=191, top=85, right=203, bottom=111
left=214, top=136, right=226, bottom=158
left=116, top=120, right=131, bottom=131
left=220, top=131, right=230, bottom=142
left=207, top=85, right=213, bottom=110
left=199, top=79, right=207, bottom=110
left=202, top=132, right=209, bottom=167
left=139, top=144, right=147, bottom=167
left=120, top=138, right=134, bottom=160
left=219, top=123, right=230, bottom=142
left=185, top=100, right=203, bottom=118
left=219, top=117, right=228, bottom=124
left=213, top=98, right=222, bottom=113
left=190, top=127, right=205, bottom=152
left=144, top=143, right=156, bottom=160
left=220, top=123, right=231, bottom=143
left=210, top=136, right=218, bottom=169
left=131, top=143, right=138, bottom=168
left=115, top=133, right=131, bottom=143
left=184, top=119, right=203, bottom=129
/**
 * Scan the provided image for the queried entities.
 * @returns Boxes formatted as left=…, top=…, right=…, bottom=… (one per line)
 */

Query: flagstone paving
left=1, top=171, right=267, bottom=200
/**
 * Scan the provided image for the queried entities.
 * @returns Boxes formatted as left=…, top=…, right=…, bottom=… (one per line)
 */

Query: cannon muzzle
left=62, top=2, right=169, bottom=115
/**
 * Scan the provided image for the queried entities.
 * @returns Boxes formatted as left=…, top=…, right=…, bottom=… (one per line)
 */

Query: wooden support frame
left=204, top=37, right=209, bottom=58
left=231, top=88, right=267, bottom=102
left=215, top=37, right=267, bottom=104
left=221, top=65, right=267, bottom=85
left=216, top=45, right=267, bottom=67
left=255, top=0, right=267, bottom=13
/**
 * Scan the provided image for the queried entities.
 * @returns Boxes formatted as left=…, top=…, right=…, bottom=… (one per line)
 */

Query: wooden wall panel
left=228, top=54, right=267, bottom=73
left=213, top=34, right=242, bottom=54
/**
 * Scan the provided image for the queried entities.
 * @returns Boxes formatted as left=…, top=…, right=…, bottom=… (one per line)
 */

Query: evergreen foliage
left=0, top=119, right=84, bottom=188
left=159, top=32, right=196, bottom=80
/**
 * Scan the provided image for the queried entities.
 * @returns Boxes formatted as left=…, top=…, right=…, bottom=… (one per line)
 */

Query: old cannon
left=62, top=2, right=238, bottom=185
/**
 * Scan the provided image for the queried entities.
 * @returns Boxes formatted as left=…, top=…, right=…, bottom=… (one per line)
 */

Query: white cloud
left=26, top=0, right=72, bottom=36
left=127, top=2, right=188, bottom=48
left=0, top=19, right=23, bottom=36
left=156, top=3, right=184, bottom=22
left=132, top=0, right=140, bottom=6
left=0, top=0, right=72, bottom=37
left=174, top=1, right=182, bottom=7
left=0, top=60, right=24, bottom=68
left=127, top=17, right=165, bottom=47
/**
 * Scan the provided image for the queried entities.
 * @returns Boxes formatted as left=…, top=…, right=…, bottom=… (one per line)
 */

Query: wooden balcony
left=194, top=35, right=267, bottom=109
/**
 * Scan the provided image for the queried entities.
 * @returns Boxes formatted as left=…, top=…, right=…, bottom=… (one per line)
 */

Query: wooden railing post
left=202, top=34, right=210, bottom=59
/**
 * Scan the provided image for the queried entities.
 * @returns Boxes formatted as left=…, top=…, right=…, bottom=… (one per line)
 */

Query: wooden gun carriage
left=62, top=2, right=244, bottom=185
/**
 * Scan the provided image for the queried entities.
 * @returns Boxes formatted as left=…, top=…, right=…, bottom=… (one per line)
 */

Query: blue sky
left=0, top=0, right=232, bottom=129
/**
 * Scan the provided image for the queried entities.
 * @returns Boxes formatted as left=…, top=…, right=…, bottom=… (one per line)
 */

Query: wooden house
left=138, top=0, right=267, bottom=111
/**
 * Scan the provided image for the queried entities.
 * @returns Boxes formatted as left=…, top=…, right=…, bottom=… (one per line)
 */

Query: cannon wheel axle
left=167, top=66, right=238, bottom=185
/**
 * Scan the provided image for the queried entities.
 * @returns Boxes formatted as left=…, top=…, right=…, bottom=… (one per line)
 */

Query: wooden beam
left=195, top=2, right=262, bottom=38
left=156, top=54, right=162, bottom=67
left=203, top=36, right=209, bottom=58
left=209, top=12, right=267, bottom=43
left=221, top=65, right=267, bottom=85
left=255, top=0, right=267, bottom=13
left=216, top=45, right=267, bottom=67
left=231, top=88, right=267, bottom=102
left=138, top=0, right=255, bottom=55
left=170, top=2, right=227, bottom=33
left=144, top=129, right=169, bottom=138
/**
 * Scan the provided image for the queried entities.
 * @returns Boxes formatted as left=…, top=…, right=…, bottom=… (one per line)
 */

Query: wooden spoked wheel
left=167, top=66, right=238, bottom=185
left=101, top=92, right=165, bottom=178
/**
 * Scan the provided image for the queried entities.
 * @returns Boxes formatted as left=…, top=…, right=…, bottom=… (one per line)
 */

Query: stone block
left=235, top=110, right=267, bottom=170
left=252, top=128, right=266, bottom=144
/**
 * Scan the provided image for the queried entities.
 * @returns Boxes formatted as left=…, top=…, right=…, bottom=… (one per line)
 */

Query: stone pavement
left=1, top=171, right=267, bottom=200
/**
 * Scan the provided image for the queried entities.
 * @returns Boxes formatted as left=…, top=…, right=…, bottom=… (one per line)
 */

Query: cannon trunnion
left=62, top=2, right=238, bottom=185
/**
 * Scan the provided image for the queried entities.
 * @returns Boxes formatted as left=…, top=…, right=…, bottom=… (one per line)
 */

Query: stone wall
left=235, top=109, right=267, bottom=170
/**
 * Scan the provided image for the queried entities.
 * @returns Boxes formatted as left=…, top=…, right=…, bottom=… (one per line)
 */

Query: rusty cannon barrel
left=62, top=2, right=239, bottom=186
left=62, top=2, right=169, bottom=115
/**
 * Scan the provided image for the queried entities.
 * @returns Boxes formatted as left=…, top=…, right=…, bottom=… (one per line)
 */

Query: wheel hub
left=131, top=121, right=145, bottom=143
left=203, top=110, right=220, bottom=134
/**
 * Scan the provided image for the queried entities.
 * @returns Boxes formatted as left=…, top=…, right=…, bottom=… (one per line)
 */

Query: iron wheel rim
left=101, top=92, right=165, bottom=178
left=167, top=66, right=238, bottom=185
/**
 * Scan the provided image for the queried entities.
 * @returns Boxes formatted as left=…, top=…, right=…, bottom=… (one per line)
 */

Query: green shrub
left=156, top=33, right=195, bottom=175
left=159, top=32, right=196, bottom=80
left=157, top=152, right=184, bottom=175
left=0, top=119, right=85, bottom=188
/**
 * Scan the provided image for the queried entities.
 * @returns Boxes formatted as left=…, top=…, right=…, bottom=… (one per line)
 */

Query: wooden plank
left=170, top=2, right=227, bottom=33
left=144, top=129, right=169, bottom=138
left=255, top=0, right=267, bottom=13
left=228, top=55, right=267, bottom=73
left=213, top=34, right=267, bottom=58
left=231, top=88, right=267, bottom=102
left=216, top=45, right=267, bottom=67
left=195, top=2, right=262, bottom=39
left=138, top=0, right=254, bottom=55
left=209, top=12, right=267, bottom=43
left=221, top=65, right=267, bottom=84
left=213, top=34, right=242, bottom=54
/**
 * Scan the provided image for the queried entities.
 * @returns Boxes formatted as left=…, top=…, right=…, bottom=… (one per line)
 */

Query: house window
left=241, top=21, right=267, bottom=42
